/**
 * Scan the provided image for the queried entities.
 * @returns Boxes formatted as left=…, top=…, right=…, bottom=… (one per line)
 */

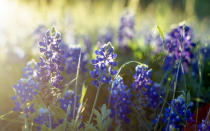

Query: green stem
left=64, top=104, right=71, bottom=129
left=154, top=79, right=170, bottom=131
left=0, top=111, right=13, bottom=119
left=165, top=60, right=181, bottom=130
left=88, top=87, right=101, bottom=123
left=24, top=116, right=29, bottom=131
left=196, top=46, right=203, bottom=129
left=154, top=60, right=181, bottom=131
left=180, top=63, right=188, bottom=119
left=73, top=51, right=81, bottom=120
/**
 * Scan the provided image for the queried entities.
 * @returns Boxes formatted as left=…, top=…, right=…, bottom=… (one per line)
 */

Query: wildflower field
left=0, top=0, right=210, bottom=130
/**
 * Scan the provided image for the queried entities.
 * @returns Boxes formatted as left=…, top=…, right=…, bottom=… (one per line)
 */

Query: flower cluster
left=109, top=76, right=131, bottom=123
left=164, top=24, right=195, bottom=73
left=132, top=64, right=152, bottom=92
left=37, top=27, right=65, bottom=89
left=12, top=60, right=38, bottom=117
left=161, top=95, right=193, bottom=130
left=90, top=43, right=117, bottom=87
left=198, top=119, right=210, bottom=131
left=65, top=46, right=88, bottom=75
left=144, top=83, right=163, bottom=108
left=34, top=108, right=61, bottom=130
left=118, top=10, right=135, bottom=47
left=59, top=90, right=80, bottom=120
left=132, top=64, right=163, bottom=109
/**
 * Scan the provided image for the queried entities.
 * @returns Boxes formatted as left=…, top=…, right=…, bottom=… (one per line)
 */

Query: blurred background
left=0, top=0, right=209, bottom=127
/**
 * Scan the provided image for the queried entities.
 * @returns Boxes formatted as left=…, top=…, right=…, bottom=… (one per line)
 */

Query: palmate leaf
left=84, top=123, right=97, bottom=131
left=93, top=104, right=112, bottom=131
left=84, top=104, right=112, bottom=131
left=68, top=119, right=82, bottom=130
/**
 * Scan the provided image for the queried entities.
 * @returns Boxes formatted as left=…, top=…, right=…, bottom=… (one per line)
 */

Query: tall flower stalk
left=88, top=42, right=117, bottom=123
left=12, top=60, right=38, bottom=118
left=37, top=27, right=65, bottom=103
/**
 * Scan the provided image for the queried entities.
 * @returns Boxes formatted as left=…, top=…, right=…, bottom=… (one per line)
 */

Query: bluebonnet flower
left=90, top=43, right=117, bottom=87
left=98, top=27, right=114, bottom=44
left=109, top=76, right=132, bottom=123
left=12, top=60, right=38, bottom=117
left=144, top=83, right=164, bottom=108
left=198, top=119, right=210, bottom=131
left=65, top=46, right=88, bottom=75
left=118, top=10, right=135, bottom=47
left=34, top=108, right=61, bottom=130
left=161, top=95, right=193, bottom=131
left=37, top=27, right=65, bottom=90
left=132, top=64, right=163, bottom=109
left=164, top=24, right=195, bottom=73
left=132, top=64, right=152, bottom=92
left=59, top=90, right=80, bottom=120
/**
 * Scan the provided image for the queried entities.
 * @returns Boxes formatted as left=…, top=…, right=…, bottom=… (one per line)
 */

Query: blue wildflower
left=132, top=64, right=152, bottom=92
left=37, top=27, right=65, bottom=89
left=12, top=60, right=38, bottom=117
left=65, top=46, right=88, bottom=75
left=198, top=119, right=210, bottom=131
left=109, top=76, right=132, bottom=123
left=132, top=64, right=163, bottom=109
left=90, top=43, right=117, bottom=87
left=144, top=83, right=164, bottom=108
left=118, top=10, right=135, bottom=47
left=34, top=108, right=60, bottom=130
left=162, top=95, right=193, bottom=131
left=164, top=24, right=195, bottom=73
left=59, top=90, right=80, bottom=120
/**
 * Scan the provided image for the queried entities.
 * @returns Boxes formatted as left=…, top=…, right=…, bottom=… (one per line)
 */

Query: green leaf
left=93, top=104, right=112, bottom=131
left=69, top=119, right=82, bottom=130
left=156, top=25, right=165, bottom=51
left=186, top=91, right=191, bottom=105
left=84, top=123, right=97, bottom=131
left=80, top=84, right=87, bottom=104
left=157, top=25, right=164, bottom=41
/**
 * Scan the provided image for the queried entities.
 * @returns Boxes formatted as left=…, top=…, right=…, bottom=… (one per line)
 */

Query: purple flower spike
left=12, top=60, right=38, bottom=117
left=90, top=43, right=117, bottom=87
left=65, top=46, right=88, bottom=75
left=164, top=24, right=195, bottom=73
left=118, top=10, right=135, bottom=47
left=160, top=95, right=193, bottom=130
left=109, top=76, right=132, bottom=123
left=132, top=64, right=152, bottom=92
left=37, top=27, right=65, bottom=90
